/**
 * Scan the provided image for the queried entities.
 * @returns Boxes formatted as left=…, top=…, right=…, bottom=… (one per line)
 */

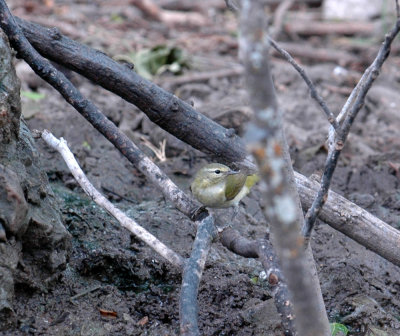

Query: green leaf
left=250, top=276, right=258, bottom=284
left=115, top=45, right=189, bottom=79
left=21, top=90, right=46, bottom=102
left=330, top=322, right=348, bottom=336
left=82, top=141, right=91, bottom=150
left=110, top=13, right=124, bottom=23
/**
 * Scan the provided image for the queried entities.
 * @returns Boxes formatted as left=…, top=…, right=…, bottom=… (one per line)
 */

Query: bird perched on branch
left=190, top=163, right=259, bottom=217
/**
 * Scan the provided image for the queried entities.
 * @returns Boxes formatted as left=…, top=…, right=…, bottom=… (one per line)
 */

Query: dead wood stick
left=39, top=130, right=185, bottom=269
left=156, top=67, right=244, bottom=88
left=131, top=0, right=207, bottom=26
left=15, top=16, right=255, bottom=172
left=285, top=21, right=376, bottom=36
left=295, top=172, right=400, bottom=267
left=273, top=42, right=359, bottom=66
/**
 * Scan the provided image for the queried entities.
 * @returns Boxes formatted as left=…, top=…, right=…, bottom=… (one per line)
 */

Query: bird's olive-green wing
left=225, top=173, right=247, bottom=201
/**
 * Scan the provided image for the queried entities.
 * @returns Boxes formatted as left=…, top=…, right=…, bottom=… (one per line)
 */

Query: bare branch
left=0, top=1, right=199, bottom=218
left=180, top=215, right=216, bottom=336
left=239, top=1, right=330, bottom=335
left=302, top=15, right=400, bottom=242
left=327, top=67, right=372, bottom=150
left=38, top=130, right=184, bottom=269
left=220, top=227, right=296, bottom=335
left=268, top=38, right=339, bottom=130
left=219, top=227, right=259, bottom=258
left=295, top=172, right=400, bottom=267
left=14, top=16, right=255, bottom=172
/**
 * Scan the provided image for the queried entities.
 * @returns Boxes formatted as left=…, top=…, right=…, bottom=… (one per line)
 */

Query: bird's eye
left=215, top=169, right=221, bottom=174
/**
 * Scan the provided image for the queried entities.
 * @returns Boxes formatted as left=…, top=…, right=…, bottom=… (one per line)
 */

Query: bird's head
left=192, top=163, right=239, bottom=188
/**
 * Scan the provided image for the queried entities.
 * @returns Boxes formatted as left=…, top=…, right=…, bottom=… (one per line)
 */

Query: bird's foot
left=190, top=205, right=208, bottom=221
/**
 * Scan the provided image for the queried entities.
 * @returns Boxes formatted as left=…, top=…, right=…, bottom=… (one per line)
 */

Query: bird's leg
left=230, top=205, right=240, bottom=224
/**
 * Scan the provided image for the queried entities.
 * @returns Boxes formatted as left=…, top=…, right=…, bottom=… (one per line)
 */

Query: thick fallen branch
left=15, top=17, right=254, bottom=172
left=284, top=20, right=376, bottom=36
left=296, top=172, right=400, bottom=267
left=38, top=130, right=184, bottom=269
left=131, top=0, right=208, bottom=26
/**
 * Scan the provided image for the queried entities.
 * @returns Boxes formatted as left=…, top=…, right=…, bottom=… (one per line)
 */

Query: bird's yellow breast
left=191, top=178, right=252, bottom=208
left=191, top=180, right=229, bottom=208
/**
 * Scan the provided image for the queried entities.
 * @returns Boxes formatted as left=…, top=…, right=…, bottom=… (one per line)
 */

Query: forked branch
left=302, top=8, right=400, bottom=242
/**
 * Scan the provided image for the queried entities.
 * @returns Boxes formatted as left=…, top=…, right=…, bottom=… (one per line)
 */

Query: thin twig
left=302, top=15, right=400, bottom=242
left=69, top=285, right=101, bottom=303
left=141, top=136, right=167, bottom=162
left=268, top=37, right=339, bottom=130
left=220, top=227, right=296, bottom=336
left=180, top=216, right=216, bottom=336
left=327, top=67, right=372, bottom=150
left=39, top=130, right=185, bottom=269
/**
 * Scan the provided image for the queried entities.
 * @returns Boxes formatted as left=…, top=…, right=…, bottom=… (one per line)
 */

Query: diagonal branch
left=295, top=172, right=400, bottom=266
left=268, top=37, right=339, bottom=130
left=302, top=13, right=400, bottom=242
left=38, top=130, right=184, bottom=269
left=14, top=16, right=255, bottom=172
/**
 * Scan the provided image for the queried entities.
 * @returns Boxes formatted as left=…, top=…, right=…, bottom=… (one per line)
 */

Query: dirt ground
left=2, top=0, right=400, bottom=335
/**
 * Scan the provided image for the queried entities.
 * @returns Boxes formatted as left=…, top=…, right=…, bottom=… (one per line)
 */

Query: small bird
left=190, top=163, right=259, bottom=212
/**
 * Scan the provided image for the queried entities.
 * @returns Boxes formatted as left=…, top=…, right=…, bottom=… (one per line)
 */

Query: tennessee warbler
left=190, top=163, right=259, bottom=209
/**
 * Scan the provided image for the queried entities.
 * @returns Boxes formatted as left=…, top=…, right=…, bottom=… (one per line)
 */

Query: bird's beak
left=227, top=170, right=240, bottom=175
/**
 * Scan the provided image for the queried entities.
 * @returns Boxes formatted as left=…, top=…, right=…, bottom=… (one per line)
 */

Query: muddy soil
left=2, top=1, right=400, bottom=335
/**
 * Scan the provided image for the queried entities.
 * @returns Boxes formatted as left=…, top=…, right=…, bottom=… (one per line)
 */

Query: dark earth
left=1, top=0, right=400, bottom=335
